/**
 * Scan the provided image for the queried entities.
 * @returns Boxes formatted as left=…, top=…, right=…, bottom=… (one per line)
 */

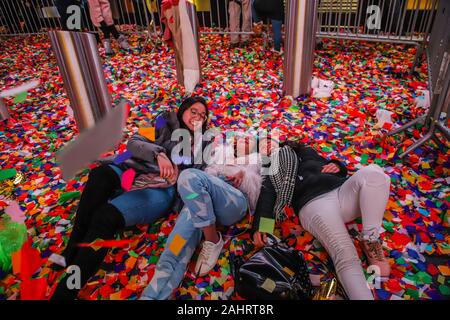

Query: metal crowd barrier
left=316, top=0, right=439, bottom=44
left=0, top=0, right=438, bottom=47
left=0, top=0, right=253, bottom=36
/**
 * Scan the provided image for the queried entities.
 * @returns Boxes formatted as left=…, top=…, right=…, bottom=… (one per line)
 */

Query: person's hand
left=321, top=163, right=340, bottom=173
left=226, top=170, right=244, bottom=188
left=253, top=231, right=268, bottom=248
left=157, top=153, right=174, bottom=179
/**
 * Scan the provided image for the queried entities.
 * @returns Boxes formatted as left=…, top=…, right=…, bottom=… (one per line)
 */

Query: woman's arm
left=126, top=133, right=166, bottom=165
left=302, top=147, right=348, bottom=177
left=326, top=159, right=348, bottom=177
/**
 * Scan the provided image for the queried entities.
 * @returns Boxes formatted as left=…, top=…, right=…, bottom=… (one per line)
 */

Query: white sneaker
left=117, top=35, right=130, bottom=50
left=195, top=233, right=224, bottom=277
left=103, top=39, right=113, bottom=55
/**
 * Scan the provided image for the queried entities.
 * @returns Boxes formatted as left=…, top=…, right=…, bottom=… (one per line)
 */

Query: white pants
left=299, top=165, right=391, bottom=300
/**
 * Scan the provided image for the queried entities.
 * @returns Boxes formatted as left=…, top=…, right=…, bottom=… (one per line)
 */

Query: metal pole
left=48, top=30, right=112, bottom=132
left=283, top=0, right=317, bottom=98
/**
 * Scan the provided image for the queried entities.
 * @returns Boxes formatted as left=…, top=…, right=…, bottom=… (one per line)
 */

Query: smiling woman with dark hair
left=140, top=133, right=263, bottom=300
left=252, top=138, right=391, bottom=300
left=51, top=96, right=211, bottom=300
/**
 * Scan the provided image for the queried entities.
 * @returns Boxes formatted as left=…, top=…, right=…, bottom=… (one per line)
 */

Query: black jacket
left=252, top=146, right=348, bottom=233
left=254, top=0, right=285, bottom=22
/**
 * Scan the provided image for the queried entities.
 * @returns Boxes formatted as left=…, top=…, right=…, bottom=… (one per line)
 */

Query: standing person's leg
left=271, top=19, right=282, bottom=51
left=228, top=0, right=241, bottom=45
left=337, top=164, right=391, bottom=275
left=241, top=0, right=252, bottom=43
left=62, top=165, right=121, bottom=265
left=299, top=191, right=374, bottom=300
left=140, top=207, right=202, bottom=300
left=177, top=169, right=248, bottom=276
left=251, top=0, right=261, bottom=24
left=97, top=0, right=129, bottom=49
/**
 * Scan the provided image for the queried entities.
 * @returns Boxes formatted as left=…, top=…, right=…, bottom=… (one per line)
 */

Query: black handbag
left=231, top=235, right=314, bottom=300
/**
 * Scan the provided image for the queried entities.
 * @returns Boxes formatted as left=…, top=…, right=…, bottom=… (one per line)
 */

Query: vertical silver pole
left=48, top=31, right=112, bottom=132
left=186, top=0, right=202, bottom=81
left=283, top=0, right=317, bottom=98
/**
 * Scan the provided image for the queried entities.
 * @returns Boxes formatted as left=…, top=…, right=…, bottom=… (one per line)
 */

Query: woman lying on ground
left=51, top=96, right=211, bottom=300
left=251, top=137, right=391, bottom=300
left=140, top=132, right=263, bottom=300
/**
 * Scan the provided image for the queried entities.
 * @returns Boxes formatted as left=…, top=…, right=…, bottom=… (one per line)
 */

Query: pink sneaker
left=360, top=239, right=391, bottom=277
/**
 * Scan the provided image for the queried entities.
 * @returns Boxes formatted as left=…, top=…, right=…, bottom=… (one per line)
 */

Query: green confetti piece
left=321, top=146, right=332, bottom=153
left=414, top=271, right=433, bottom=285
left=186, top=193, right=199, bottom=200
left=360, top=154, right=369, bottom=164
left=57, top=191, right=81, bottom=205
left=383, top=221, right=394, bottom=232
left=374, top=157, right=383, bottom=165
left=148, top=256, right=159, bottom=264
left=129, top=250, right=139, bottom=258
left=259, top=217, right=275, bottom=234
left=0, top=168, right=17, bottom=181
left=405, top=288, right=419, bottom=299
left=438, top=285, right=450, bottom=295
left=13, top=91, right=28, bottom=103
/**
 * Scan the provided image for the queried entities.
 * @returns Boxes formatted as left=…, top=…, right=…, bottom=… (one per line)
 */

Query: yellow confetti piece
left=110, top=291, right=122, bottom=300
left=421, top=162, right=431, bottom=169
left=283, top=267, right=295, bottom=277
left=261, top=278, right=276, bottom=293
left=259, top=217, right=275, bottom=234
left=169, top=234, right=187, bottom=256
left=138, top=127, right=155, bottom=141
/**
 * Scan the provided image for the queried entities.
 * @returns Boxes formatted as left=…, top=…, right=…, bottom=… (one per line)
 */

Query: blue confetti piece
left=376, top=289, right=391, bottom=300
left=197, top=281, right=209, bottom=288
left=434, top=233, right=444, bottom=240
left=390, top=250, right=402, bottom=259
left=155, top=116, right=167, bottom=130
left=407, top=249, right=419, bottom=260
left=418, top=208, right=429, bottom=217
left=113, top=150, right=133, bottom=165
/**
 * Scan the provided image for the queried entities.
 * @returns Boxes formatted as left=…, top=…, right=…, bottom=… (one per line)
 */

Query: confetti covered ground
left=0, top=29, right=449, bottom=300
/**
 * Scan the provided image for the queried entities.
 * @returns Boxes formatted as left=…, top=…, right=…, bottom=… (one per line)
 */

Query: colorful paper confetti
left=0, top=30, right=448, bottom=301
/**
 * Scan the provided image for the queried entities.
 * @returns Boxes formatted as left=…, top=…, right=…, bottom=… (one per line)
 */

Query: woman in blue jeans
left=140, top=134, right=262, bottom=300
left=51, top=96, right=211, bottom=300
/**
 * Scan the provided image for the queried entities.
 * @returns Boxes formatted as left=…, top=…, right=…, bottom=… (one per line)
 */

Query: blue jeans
left=272, top=19, right=282, bottom=51
left=140, top=169, right=248, bottom=300
left=108, top=165, right=176, bottom=226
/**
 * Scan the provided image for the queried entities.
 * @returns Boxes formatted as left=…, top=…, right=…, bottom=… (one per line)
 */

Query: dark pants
left=51, top=165, right=126, bottom=300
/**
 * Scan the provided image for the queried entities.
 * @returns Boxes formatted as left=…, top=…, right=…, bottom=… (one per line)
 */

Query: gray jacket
left=101, top=110, right=209, bottom=174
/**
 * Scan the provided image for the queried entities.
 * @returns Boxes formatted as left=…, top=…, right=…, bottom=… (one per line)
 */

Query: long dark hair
left=280, top=139, right=305, bottom=155
left=177, top=96, right=209, bottom=133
